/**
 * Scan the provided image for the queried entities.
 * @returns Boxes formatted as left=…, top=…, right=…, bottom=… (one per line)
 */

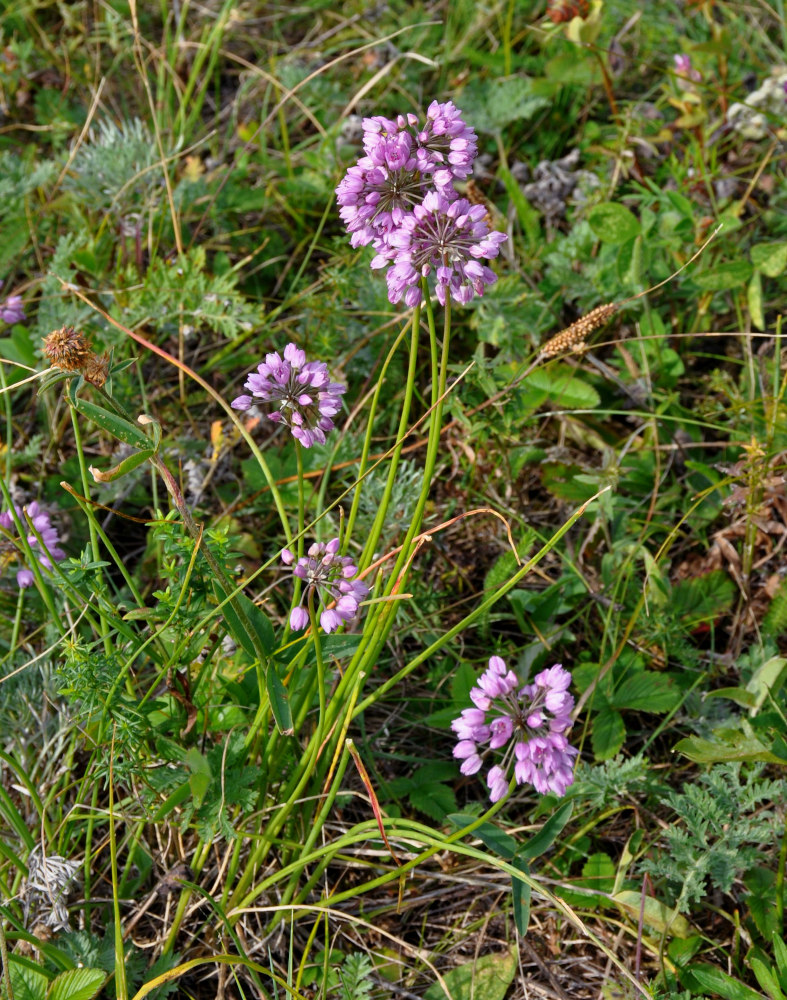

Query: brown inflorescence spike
left=42, top=326, right=92, bottom=372
left=539, top=302, right=618, bottom=358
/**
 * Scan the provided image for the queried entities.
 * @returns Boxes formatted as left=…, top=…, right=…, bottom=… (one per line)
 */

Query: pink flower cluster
left=0, top=501, right=65, bottom=588
left=231, top=343, right=346, bottom=448
left=336, top=101, right=506, bottom=307
left=282, top=538, right=369, bottom=634
left=452, top=658, right=578, bottom=802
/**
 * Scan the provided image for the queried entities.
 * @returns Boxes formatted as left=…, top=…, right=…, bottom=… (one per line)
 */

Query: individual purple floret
left=231, top=343, right=346, bottom=448
left=0, top=280, right=25, bottom=325
left=0, top=501, right=65, bottom=588
left=452, top=658, right=578, bottom=802
left=281, top=538, right=369, bottom=634
left=375, top=192, right=507, bottom=307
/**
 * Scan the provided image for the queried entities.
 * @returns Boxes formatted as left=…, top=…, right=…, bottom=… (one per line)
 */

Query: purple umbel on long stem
left=282, top=538, right=369, bottom=633
left=231, top=343, right=346, bottom=448
left=452, top=658, right=578, bottom=801
left=374, top=191, right=507, bottom=307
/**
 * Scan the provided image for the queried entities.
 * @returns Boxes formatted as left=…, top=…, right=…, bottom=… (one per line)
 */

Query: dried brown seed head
left=43, top=326, right=91, bottom=372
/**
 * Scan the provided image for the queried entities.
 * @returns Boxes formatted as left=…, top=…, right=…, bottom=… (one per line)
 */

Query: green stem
left=162, top=838, right=212, bottom=954
left=6, top=589, right=23, bottom=661
left=328, top=290, right=450, bottom=727
left=308, top=595, right=326, bottom=734
left=284, top=742, right=352, bottom=909
left=82, top=782, right=99, bottom=933
left=228, top=726, right=323, bottom=910
left=777, top=807, right=787, bottom=936
left=108, top=744, right=128, bottom=1000
left=69, top=408, right=112, bottom=653
left=345, top=316, right=413, bottom=552
left=358, top=306, right=421, bottom=570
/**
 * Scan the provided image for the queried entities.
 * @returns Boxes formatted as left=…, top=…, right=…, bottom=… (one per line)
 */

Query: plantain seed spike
left=539, top=302, right=618, bottom=358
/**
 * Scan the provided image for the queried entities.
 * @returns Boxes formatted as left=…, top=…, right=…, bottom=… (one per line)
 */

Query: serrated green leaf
left=461, top=77, right=550, bottom=132
left=592, top=708, right=625, bottom=760
left=580, top=852, right=616, bottom=894
left=47, top=967, right=106, bottom=1000
left=423, top=947, right=517, bottom=1000
left=588, top=202, right=641, bottom=244
left=409, top=783, right=456, bottom=822
left=610, top=673, right=678, bottom=712
left=693, top=261, right=753, bottom=290
left=751, top=242, right=787, bottom=277
left=541, top=462, right=600, bottom=503
left=9, top=958, right=48, bottom=1000
left=668, top=934, right=704, bottom=968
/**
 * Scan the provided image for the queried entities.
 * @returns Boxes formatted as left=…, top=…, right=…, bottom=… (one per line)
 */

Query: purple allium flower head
left=337, top=127, right=425, bottom=248
left=282, top=537, right=369, bottom=634
left=452, top=659, right=578, bottom=802
left=377, top=192, right=507, bottom=307
left=0, top=501, right=65, bottom=588
left=231, top=343, right=346, bottom=448
left=336, top=102, right=478, bottom=248
left=0, top=281, right=25, bottom=325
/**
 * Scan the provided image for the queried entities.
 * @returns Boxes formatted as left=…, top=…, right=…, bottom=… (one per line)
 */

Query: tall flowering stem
left=308, top=592, right=328, bottom=731
left=69, top=407, right=112, bottom=655
left=355, top=305, right=422, bottom=569
left=324, top=283, right=452, bottom=757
